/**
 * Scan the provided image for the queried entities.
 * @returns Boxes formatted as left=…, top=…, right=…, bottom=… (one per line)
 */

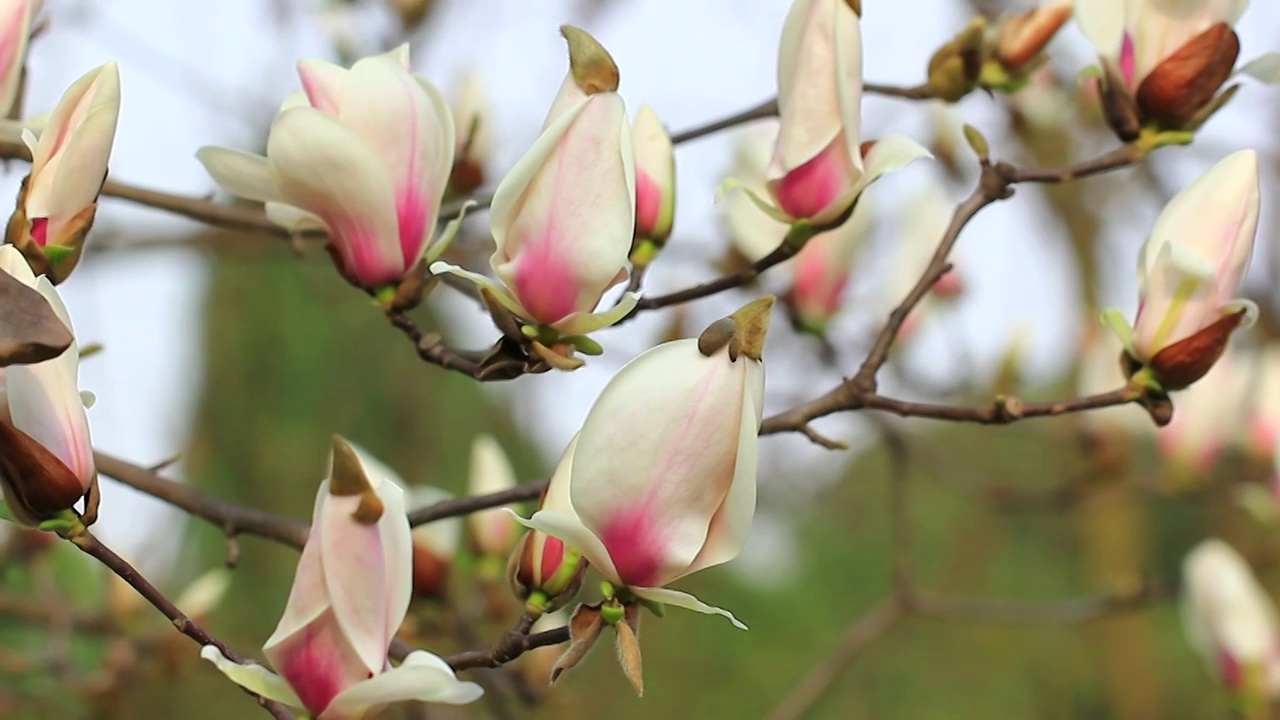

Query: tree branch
left=64, top=529, right=295, bottom=720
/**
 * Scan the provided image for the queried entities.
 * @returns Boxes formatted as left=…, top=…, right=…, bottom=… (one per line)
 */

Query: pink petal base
left=771, top=139, right=850, bottom=220
left=511, top=232, right=581, bottom=326
left=272, top=614, right=372, bottom=716
left=634, top=170, right=662, bottom=237
left=599, top=506, right=664, bottom=588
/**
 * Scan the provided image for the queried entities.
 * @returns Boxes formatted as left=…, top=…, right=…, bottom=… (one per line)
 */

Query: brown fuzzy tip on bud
left=0, top=420, right=88, bottom=526
left=726, top=294, right=775, bottom=361
left=560, top=25, right=620, bottom=94
left=844, top=0, right=861, bottom=16
left=551, top=602, right=606, bottom=685
left=1147, top=309, right=1246, bottom=390
left=1137, top=23, right=1239, bottom=128
left=327, top=436, right=384, bottom=524
left=995, top=2, right=1072, bottom=72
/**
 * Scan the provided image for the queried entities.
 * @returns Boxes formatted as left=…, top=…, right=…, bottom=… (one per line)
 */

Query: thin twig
left=914, top=583, right=1161, bottom=624
left=64, top=530, right=295, bottom=720
left=407, top=479, right=547, bottom=526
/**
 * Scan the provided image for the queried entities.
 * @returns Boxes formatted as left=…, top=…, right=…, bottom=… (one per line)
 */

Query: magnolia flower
left=447, top=67, right=491, bottom=197
left=519, top=298, right=771, bottom=627
left=786, top=194, right=872, bottom=332
left=1104, top=150, right=1259, bottom=391
left=765, top=0, right=928, bottom=224
left=1075, top=0, right=1267, bottom=129
left=198, top=46, right=456, bottom=289
left=432, top=27, right=637, bottom=336
left=0, top=0, right=35, bottom=119
left=1182, top=539, right=1280, bottom=699
left=0, top=245, right=94, bottom=525
left=202, top=438, right=482, bottom=718
left=466, top=434, right=518, bottom=558
left=1154, top=352, right=1249, bottom=478
left=6, top=61, right=119, bottom=284
left=632, top=103, right=675, bottom=249
left=407, top=485, right=462, bottom=600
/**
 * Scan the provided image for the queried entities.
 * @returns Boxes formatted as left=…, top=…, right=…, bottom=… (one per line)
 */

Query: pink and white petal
left=29, top=62, right=115, bottom=178
left=267, top=108, right=402, bottom=283
left=338, top=56, right=452, bottom=263
left=773, top=0, right=853, bottom=177
left=369, top=471, right=413, bottom=648
left=382, top=43, right=412, bottom=69
left=427, top=261, right=531, bottom=320
left=1239, top=53, right=1280, bottom=83
left=1074, top=0, right=1126, bottom=57
left=317, top=492, right=391, bottom=674
left=631, top=586, right=747, bottom=630
left=571, top=339, right=750, bottom=585
left=323, top=650, right=482, bottom=718
left=516, top=507, right=621, bottom=587
left=551, top=292, right=639, bottom=335
left=495, top=94, right=633, bottom=307
left=196, top=147, right=283, bottom=204
left=0, top=0, right=33, bottom=116
left=264, top=491, right=332, bottom=652
left=296, top=59, right=347, bottom=113
left=683, top=366, right=763, bottom=578
left=199, top=646, right=304, bottom=710
left=45, top=102, right=117, bottom=227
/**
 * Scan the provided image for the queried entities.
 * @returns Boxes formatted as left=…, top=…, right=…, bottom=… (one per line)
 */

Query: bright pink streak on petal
left=772, top=138, right=848, bottom=220
left=540, top=535, right=565, bottom=581
left=634, top=170, right=661, bottom=237
left=1119, top=32, right=1136, bottom=88
left=599, top=506, right=663, bottom=588
left=326, top=212, right=399, bottom=287
left=29, top=217, right=47, bottom=246
left=511, top=229, right=580, bottom=325
left=273, top=619, right=369, bottom=716
left=395, top=185, right=428, bottom=267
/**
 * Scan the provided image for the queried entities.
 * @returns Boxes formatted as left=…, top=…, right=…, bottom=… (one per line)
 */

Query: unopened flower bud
left=631, top=104, right=675, bottom=254
left=560, top=25, right=619, bottom=95
left=507, top=526, right=587, bottom=615
left=1136, top=23, right=1239, bottom=129
left=408, top=486, right=461, bottom=600
left=447, top=68, right=491, bottom=198
left=993, top=1, right=1071, bottom=73
left=925, top=17, right=985, bottom=102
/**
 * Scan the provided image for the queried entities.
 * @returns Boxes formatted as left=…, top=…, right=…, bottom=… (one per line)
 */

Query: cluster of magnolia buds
left=0, top=2, right=119, bottom=530
left=202, top=295, right=772, bottom=708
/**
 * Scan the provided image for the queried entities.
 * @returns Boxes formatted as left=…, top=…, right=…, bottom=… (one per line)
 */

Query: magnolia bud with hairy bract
left=632, top=103, right=674, bottom=250
left=507, top=522, right=586, bottom=614
left=7, top=60, right=119, bottom=284
left=993, top=1, right=1072, bottom=73
left=1104, top=150, right=1259, bottom=391
left=202, top=438, right=482, bottom=718
left=767, top=0, right=928, bottom=224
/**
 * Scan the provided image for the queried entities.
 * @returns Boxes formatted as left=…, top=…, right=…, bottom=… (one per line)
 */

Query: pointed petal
left=337, top=54, right=454, bottom=266
left=267, top=107, right=403, bottom=285
left=489, top=92, right=634, bottom=322
left=858, top=134, right=932, bottom=187
left=264, top=491, right=331, bottom=652
left=265, top=202, right=326, bottom=233
left=685, top=364, right=762, bottom=576
left=199, top=646, right=305, bottom=709
left=551, top=292, right=639, bottom=335
left=571, top=339, right=754, bottom=587
left=317, top=495, right=392, bottom=674
left=1238, top=52, right=1280, bottom=83
left=197, top=147, right=283, bottom=204
left=631, top=587, right=747, bottom=630
left=296, top=59, right=347, bottom=113
left=427, top=261, right=530, bottom=319
left=325, top=650, right=483, bottom=717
